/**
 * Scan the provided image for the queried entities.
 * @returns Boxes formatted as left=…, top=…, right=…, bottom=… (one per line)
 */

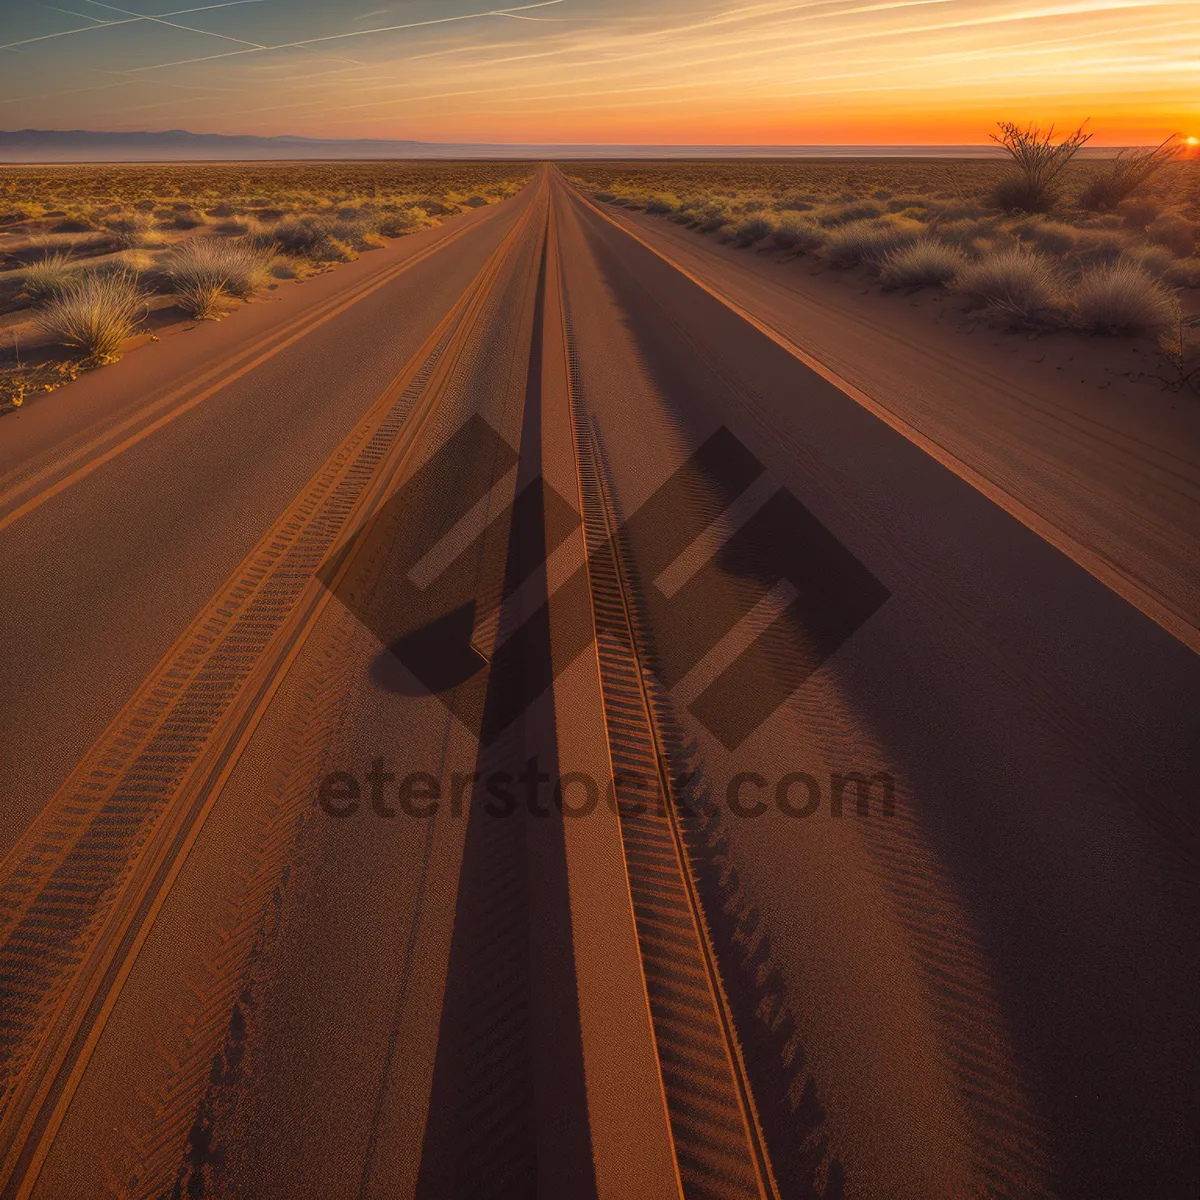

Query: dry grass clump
left=1079, top=136, right=1181, bottom=210
left=35, top=270, right=145, bottom=361
left=1073, top=262, right=1177, bottom=333
left=879, top=239, right=967, bottom=287
left=954, top=247, right=1063, bottom=323
left=20, top=251, right=78, bottom=302
left=696, top=203, right=735, bottom=233
left=776, top=192, right=816, bottom=211
left=1118, top=198, right=1159, bottom=230
left=1145, top=213, right=1195, bottom=257
left=931, top=217, right=996, bottom=251
left=732, top=214, right=775, bottom=246
left=1120, top=245, right=1174, bottom=278
left=1010, top=218, right=1079, bottom=256
left=1074, top=229, right=1127, bottom=263
left=260, top=215, right=367, bottom=262
left=1165, top=258, right=1200, bottom=288
left=166, top=237, right=273, bottom=318
left=376, top=207, right=430, bottom=237
left=817, top=199, right=886, bottom=227
left=645, top=193, right=681, bottom=214
left=105, top=211, right=165, bottom=249
left=771, top=214, right=826, bottom=252
left=822, top=217, right=922, bottom=267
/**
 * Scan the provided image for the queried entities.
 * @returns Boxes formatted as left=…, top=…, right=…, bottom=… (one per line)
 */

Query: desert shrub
left=327, top=215, right=380, bottom=248
left=51, top=216, right=95, bottom=233
left=1073, top=262, right=1176, bottom=333
left=886, top=197, right=927, bottom=214
left=879, top=239, right=967, bottom=287
left=1118, top=198, right=1159, bottom=230
left=1010, top=219, right=1079, bottom=255
left=822, top=217, right=922, bottom=267
left=989, top=121, right=1090, bottom=212
left=35, top=270, right=145, bottom=361
left=953, top=247, right=1063, bottom=322
left=464, top=195, right=490, bottom=208
left=20, top=251, right=78, bottom=302
left=213, top=217, right=251, bottom=235
left=106, top=211, right=164, bottom=248
left=1165, top=258, right=1200, bottom=288
left=771, top=214, right=826, bottom=252
left=1146, top=214, right=1195, bottom=257
left=1079, top=137, right=1181, bottom=210
left=1121, top=244, right=1175, bottom=277
left=165, top=236, right=272, bottom=317
left=933, top=217, right=996, bottom=250
left=732, top=214, right=775, bottom=246
left=595, top=192, right=616, bottom=203
left=696, top=204, right=734, bottom=233
left=645, top=193, right=680, bottom=214
left=163, top=210, right=204, bottom=230
left=926, top=199, right=988, bottom=221
left=259, top=216, right=356, bottom=260
left=817, top=199, right=885, bottom=227
left=776, top=192, right=815, bottom=211
left=377, top=207, right=429, bottom=237
left=1074, top=229, right=1127, bottom=263
left=115, top=248, right=157, bottom=274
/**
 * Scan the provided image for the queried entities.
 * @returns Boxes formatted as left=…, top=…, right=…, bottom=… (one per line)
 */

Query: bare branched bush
left=989, top=121, right=1091, bottom=213
left=1073, top=262, right=1177, bottom=333
left=1079, top=136, right=1181, bottom=210
left=35, top=270, right=145, bottom=361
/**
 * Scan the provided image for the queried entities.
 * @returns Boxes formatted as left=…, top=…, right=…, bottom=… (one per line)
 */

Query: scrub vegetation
left=1, top=161, right=533, bottom=407
left=568, top=137, right=1200, bottom=368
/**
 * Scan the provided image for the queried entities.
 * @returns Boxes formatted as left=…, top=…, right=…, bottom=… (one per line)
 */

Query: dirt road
left=0, top=166, right=1196, bottom=1200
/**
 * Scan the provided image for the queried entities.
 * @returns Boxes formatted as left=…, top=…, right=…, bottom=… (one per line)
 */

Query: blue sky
left=0, top=0, right=1195, bottom=143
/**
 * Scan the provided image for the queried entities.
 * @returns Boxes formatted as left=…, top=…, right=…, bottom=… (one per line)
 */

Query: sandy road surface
left=0, top=166, right=1196, bottom=1200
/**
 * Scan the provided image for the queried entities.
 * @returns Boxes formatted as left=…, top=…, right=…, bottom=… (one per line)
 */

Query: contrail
left=81, top=0, right=267, bottom=49
left=124, top=0, right=569, bottom=72
left=0, top=0, right=268, bottom=53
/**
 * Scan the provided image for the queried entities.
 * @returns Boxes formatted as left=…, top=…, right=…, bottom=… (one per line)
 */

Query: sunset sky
left=0, top=0, right=1195, bottom=145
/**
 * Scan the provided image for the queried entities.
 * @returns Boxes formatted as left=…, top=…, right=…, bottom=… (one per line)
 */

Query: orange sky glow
left=0, top=0, right=1194, bottom=145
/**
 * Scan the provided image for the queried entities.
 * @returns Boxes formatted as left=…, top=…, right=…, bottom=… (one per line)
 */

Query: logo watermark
left=319, top=417, right=889, bottom=750
left=317, top=759, right=896, bottom=821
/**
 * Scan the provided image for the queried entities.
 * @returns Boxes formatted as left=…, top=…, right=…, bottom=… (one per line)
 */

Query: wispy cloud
left=1, top=0, right=1190, bottom=143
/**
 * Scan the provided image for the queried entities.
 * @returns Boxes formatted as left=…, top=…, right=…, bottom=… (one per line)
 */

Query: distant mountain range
left=0, top=128, right=1125, bottom=162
